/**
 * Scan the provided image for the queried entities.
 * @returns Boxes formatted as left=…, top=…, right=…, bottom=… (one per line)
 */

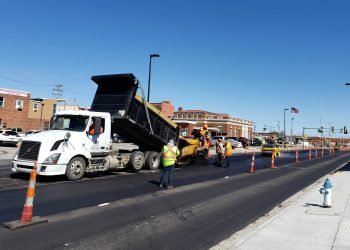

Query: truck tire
left=66, top=156, right=86, bottom=181
left=130, top=151, right=144, bottom=171
left=144, top=151, right=160, bottom=170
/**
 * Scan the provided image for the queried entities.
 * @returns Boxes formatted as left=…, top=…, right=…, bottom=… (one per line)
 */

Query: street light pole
left=284, top=108, right=289, bottom=147
left=291, top=117, right=294, bottom=143
left=147, top=54, right=160, bottom=102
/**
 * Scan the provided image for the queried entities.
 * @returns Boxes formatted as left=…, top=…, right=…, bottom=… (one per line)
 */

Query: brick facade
left=151, top=101, right=174, bottom=117
left=173, top=109, right=254, bottom=138
left=0, top=88, right=66, bottom=131
left=0, top=88, right=31, bottom=130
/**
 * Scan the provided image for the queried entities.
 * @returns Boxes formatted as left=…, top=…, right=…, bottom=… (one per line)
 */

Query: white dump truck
left=12, top=73, right=179, bottom=180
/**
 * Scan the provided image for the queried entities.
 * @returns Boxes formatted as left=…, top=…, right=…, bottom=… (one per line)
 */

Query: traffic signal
left=344, top=126, right=348, bottom=134
left=331, top=126, right=334, bottom=133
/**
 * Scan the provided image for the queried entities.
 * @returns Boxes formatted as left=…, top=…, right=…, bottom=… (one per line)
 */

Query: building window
left=188, top=114, right=192, bottom=119
left=33, top=102, right=39, bottom=112
left=16, top=100, right=24, bottom=109
left=52, top=103, right=57, bottom=115
left=0, top=97, right=4, bottom=107
left=198, top=115, right=202, bottom=119
left=208, top=115, right=214, bottom=119
left=44, top=122, right=50, bottom=130
left=218, top=116, right=223, bottom=119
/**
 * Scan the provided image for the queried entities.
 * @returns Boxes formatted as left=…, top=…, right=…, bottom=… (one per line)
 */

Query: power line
left=0, top=73, right=91, bottom=96
left=0, top=73, right=54, bottom=86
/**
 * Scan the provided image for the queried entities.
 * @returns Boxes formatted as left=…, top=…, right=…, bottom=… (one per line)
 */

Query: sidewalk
left=212, top=167, right=350, bottom=250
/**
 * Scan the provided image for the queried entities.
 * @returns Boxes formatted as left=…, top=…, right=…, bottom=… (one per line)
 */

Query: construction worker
left=160, top=139, right=180, bottom=189
left=203, top=137, right=211, bottom=158
left=216, top=138, right=224, bottom=167
left=200, top=124, right=211, bottom=147
left=224, top=140, right=233, bottom=167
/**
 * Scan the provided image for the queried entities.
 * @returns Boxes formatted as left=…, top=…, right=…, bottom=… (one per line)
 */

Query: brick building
left=28, top=98, right=66, bottom=130
left=0, top=87, right=66, bottom=131
left=0, top=88, right=31, bottom=130
left=151, top=101, right=174, bottom=118
left=173, top=108, right=254, bottom=138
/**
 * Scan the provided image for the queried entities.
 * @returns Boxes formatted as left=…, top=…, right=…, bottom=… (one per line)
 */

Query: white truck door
left=85, top=116, right=109, bottom=153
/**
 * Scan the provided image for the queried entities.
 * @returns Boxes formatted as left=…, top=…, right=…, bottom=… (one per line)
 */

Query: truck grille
left=19, top=141, right=41, bottom=161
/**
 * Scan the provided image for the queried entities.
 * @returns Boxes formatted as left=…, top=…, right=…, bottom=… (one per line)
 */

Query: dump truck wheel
left=130, top=151, right=144, bottom=171
left=66, top=156, right=86, bottom=181
left=144, top=151, right=160, bottom=170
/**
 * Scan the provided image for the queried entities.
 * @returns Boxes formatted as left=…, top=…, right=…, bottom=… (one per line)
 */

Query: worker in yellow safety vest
left=159, top=139, right=180, bottom=189
left=199, top=124, right=211, bottom=146
left=224, top=140, right=233, bottom=168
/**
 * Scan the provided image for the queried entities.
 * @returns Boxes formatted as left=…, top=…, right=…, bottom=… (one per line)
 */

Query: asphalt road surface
left=0, top=150, right=349, bottom=250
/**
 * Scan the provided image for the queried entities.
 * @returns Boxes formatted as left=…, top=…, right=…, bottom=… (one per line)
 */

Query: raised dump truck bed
left=90, top=73, right=178, bottom=151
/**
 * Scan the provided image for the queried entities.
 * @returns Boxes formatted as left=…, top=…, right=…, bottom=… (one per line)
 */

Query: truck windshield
left=50, top=115, right=89, bottom=132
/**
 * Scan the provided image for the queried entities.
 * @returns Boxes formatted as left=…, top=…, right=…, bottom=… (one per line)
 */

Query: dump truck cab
left=12, top=110, right=112, bottom=179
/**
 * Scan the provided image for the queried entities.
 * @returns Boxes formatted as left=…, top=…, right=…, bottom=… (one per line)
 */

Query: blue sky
left=1, top=0, right=350, bottom=136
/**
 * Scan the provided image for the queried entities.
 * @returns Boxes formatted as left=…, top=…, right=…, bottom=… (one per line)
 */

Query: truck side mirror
left=65, top=132, right=71, bottom=141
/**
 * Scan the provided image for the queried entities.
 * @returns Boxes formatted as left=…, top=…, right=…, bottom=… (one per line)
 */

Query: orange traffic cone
left=270, top=154, right=276, bottom=169
left=249, top=152, right=255, bottom=173
left=20, top=162, right=38, bottom=223
left=3, top=161, right=48, bottom=230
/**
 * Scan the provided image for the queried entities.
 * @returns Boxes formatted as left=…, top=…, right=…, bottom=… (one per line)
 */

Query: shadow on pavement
left=338, top=162, right=350, bottom=171
left=304, top=203, right=324, bottom=208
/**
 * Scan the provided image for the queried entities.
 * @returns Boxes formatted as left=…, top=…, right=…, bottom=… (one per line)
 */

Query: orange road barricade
left=308, top=147, right=312, bottom=160
left=3, top=161, right=48, bottom=230
left=249, top=152, right=255, bottom=173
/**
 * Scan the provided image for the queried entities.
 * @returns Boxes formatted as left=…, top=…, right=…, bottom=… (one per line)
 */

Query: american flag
left=291, top=107, right=299, bottom=113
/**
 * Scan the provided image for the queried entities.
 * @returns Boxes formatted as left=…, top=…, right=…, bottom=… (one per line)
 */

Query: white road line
left=97, top=203, right=110, bottom=207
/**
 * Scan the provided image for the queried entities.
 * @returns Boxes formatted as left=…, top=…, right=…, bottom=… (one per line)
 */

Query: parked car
left=238, top=137, right=249, bottom=148
left=261, top=143, right=281, bottom=156
left=211, top=136, right=242, bottom=148
left=0, top=130, right=21, bottom=146
left=10, top=128, right=26, bottom=140
left=250, top=138, right=263, bottom=146
left=25, top=130, right=42, bottom=136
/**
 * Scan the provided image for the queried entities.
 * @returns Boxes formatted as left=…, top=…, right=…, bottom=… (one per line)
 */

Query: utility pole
left=52, top=84, right=63, bottom=99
